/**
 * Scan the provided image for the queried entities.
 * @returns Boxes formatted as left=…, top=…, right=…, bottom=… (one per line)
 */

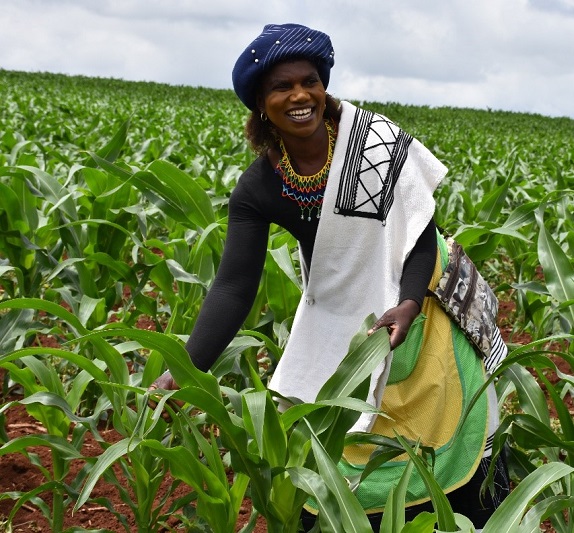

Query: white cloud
left=1, top=0, right=573, bottom=118
left=529, top=0, right=574, bottom=16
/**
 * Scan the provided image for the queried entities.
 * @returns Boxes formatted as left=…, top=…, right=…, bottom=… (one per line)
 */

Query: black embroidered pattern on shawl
left=334, top=108, right=413, bottom=224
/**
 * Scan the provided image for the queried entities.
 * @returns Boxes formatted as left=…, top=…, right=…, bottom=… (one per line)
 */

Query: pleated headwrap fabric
left=232, top=23, right=335, bottom=110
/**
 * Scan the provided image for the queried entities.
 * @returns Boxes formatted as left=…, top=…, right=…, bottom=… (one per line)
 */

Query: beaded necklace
left=275, top=119, right=337, bottom=221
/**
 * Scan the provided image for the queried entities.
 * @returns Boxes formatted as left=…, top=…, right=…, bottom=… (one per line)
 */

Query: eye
left=272, top=81, right=292, bottom=91
left=304, top=75, right=320, bottom=87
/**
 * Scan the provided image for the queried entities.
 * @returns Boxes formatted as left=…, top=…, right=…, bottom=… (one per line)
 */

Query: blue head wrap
left=232, top=23, right=335, bottom=110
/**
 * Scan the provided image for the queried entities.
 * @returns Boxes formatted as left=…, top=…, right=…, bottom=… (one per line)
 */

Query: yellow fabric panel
left=379, top=300, right=462, bottom=444
left=344, top=250, right=463, bottom=464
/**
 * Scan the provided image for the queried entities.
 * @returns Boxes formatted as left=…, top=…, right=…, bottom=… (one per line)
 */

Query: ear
left=256, top=93, right=265, bottom=113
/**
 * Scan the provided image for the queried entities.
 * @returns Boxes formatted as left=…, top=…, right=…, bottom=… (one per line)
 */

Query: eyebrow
left=266, top=69, right=318, bottom=85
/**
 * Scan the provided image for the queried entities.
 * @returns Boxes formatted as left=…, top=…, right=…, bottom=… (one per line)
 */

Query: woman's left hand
left=367, top=299, right=420, bottom=349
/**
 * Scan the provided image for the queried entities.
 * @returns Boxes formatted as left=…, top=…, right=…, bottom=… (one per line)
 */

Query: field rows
left=0, top=69, right=573, bottom=532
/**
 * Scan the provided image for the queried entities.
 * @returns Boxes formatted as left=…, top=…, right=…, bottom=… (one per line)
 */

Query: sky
left=2, top=0, right=574, bottom=119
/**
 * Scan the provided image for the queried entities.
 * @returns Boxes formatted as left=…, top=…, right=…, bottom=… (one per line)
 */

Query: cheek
left=315, top=91, right=327, bottom=106
left=263, top=94, right=285, bottom=113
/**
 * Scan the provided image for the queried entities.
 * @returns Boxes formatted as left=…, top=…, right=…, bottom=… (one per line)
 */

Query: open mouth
left=287, top=107, right=314, bottom=121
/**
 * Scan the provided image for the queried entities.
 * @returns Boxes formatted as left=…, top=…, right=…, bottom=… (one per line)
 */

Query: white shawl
left=268, top=101, right=447, bottom=431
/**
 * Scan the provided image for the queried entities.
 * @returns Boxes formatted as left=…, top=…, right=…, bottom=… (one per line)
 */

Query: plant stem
left=51, top=450, right=65, bottom=533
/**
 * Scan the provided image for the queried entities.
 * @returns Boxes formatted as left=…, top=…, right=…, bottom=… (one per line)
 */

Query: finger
left=389, top=325, right=410, bottom=350
left=148, top=392, right=179, bottom=422
left=385, top=323, right=397, bottom=345
left=147, top=385, right=160, bottom=409
left=146, top=383, right=183, bottom=422
left=368, top=317, right=389, bottom=335
left=388, top=329, right=400, bottom=349
left=161, top=397, right=186, bottom=422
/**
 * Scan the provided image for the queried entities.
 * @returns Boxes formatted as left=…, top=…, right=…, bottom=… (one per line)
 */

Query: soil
left=1, top=301, right=571, bottom=532
left=0, top=391, right=268, bottom=532
left=0, top=316, right=267, bottom=533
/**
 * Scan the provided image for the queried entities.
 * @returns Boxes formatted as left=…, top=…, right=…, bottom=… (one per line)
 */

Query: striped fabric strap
left=484, top=326, right=508, bottom=373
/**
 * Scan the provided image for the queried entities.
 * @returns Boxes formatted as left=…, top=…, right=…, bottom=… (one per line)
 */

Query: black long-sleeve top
left=185, top=156, right=437, bottom=371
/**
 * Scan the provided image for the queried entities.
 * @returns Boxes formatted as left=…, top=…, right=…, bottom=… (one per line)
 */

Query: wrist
left=398, top=299, right=420, bottom=319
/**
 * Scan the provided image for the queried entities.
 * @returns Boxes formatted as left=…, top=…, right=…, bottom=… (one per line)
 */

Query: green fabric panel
left=305, top=321, right=488, bottom=514
left=337, top=325, right=487, bottom=511
left=387, top=313, right=427, bottom=384
left=386, top=230, right=448, bottom=386
left=437, top=229, right=449, bottom=270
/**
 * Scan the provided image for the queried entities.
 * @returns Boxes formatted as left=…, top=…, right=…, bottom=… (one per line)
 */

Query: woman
left=151, top=23, right=509, bottom=530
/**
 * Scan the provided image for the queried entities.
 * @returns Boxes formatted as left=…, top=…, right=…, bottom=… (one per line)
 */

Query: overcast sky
left=2, top=0, right=574, bottom=119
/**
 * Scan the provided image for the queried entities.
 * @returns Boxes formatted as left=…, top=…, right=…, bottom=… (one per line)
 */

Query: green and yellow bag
left=315, top=231, right=490, bottom=513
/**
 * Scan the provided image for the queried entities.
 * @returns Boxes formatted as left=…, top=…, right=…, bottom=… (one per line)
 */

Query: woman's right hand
left=147, top=371, right=182, bottom=419
left=148, top=371, right=180, bottom=393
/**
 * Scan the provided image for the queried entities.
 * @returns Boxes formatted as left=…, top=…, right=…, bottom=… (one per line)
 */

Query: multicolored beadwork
left=276, top=119, right=337, bottom=221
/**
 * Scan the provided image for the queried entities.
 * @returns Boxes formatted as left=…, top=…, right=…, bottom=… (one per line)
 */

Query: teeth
left=288, top=108, right=312, bottom=119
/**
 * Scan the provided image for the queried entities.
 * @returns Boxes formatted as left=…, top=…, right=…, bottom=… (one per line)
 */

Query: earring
left=260, top=112, right=268, bottom=122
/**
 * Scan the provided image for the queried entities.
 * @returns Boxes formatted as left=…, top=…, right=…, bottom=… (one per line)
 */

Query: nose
left=291, top=84, right=310, bottom=102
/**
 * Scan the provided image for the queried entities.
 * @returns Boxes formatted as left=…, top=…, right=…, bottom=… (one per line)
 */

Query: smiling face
left=257, top=59, right=327, bottom=143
